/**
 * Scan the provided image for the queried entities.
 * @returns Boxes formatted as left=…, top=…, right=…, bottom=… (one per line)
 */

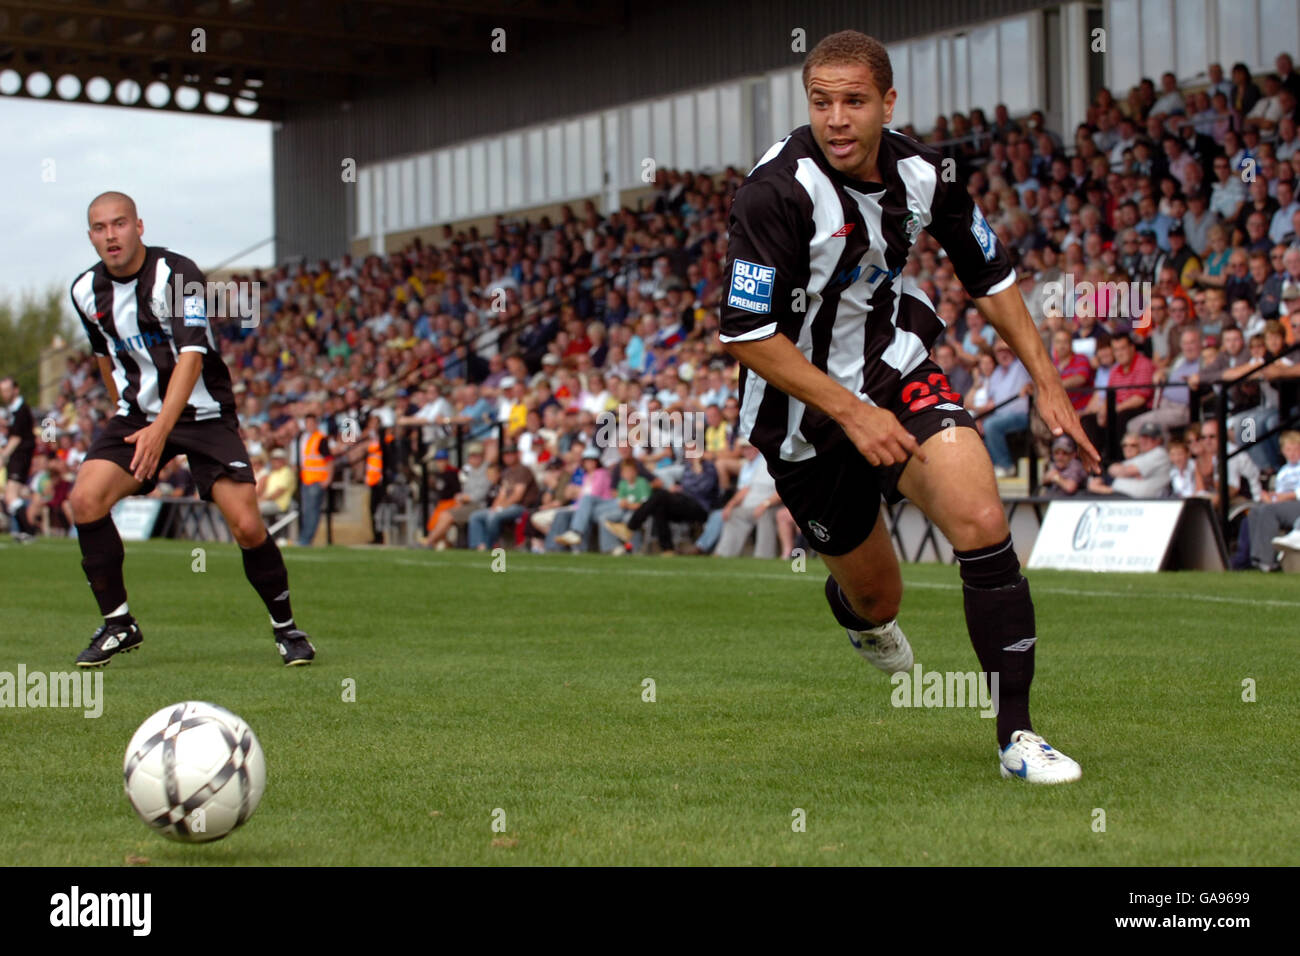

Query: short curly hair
left=802, top=30, right=893, bottom=96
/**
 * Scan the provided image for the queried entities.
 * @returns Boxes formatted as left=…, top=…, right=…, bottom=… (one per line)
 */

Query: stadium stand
left=6, top=49, right=1300, bottom=568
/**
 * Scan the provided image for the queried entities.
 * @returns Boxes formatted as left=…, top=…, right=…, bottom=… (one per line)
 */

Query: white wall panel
left=563, top=120, right=582, bottom=195
left=583, top=116, right=602, bottom=193
left=545, top=125, right=563, bottom=200
left=696, top=89, right=719, bottom=170
left=768, top=72, right=790, bottom=141
left=652, top=98, right=673, bottom=170
left=999, top=18, right=1033, bottom=114
left=526, top=129, right=545, bottom=205
left=968, top=27, right=999, bottom=116
left=1260, top=0, right=1300, bottom=66
left=889, top=43, right=911, bottom=128
left=952, top=35, right=970, bottom=116
left=416, top=155, right=433, bottom=225
left=629, top=103, right=651, bottom=185
left=1174, top=0, right=1207, bottom=80
left=505, top=133, right=523, bottom=208
left=912, top=38, right=940, bottom=131
left=487, top=139, right=505, bottom=210
left=453, top=147, right=470, bottom=218
left=1216, top=0, right=1259, bottom=72
left=719, top=83, right=743, bottom=168
left=436, top=151, right=452, bottom=222
left=385, top=162, right=401, bottom=232
left=469, top=142, right=487, bottom=214
left=356, top=167, right=370, bottom=237
left=1139, top=0, right=1173, bottom=80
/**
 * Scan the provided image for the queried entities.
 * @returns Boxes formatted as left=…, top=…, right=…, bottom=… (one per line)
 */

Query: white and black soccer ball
left=123, top=701, right=266, bottom=843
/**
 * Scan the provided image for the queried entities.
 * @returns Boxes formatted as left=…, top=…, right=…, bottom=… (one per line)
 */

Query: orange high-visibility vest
left=365, top=439, right=383, bottom=487
left=301, top=431, right=330, bottom=485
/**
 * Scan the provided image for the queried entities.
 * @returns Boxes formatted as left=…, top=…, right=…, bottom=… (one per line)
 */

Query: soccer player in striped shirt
left=719, top=31, right=1099, bottom=783
left=66, top=192, right=315, bottom=667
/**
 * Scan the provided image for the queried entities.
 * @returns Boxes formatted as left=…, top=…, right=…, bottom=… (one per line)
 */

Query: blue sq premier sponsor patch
left=728, top=259, right=775, bottom=314
left=182, top=296, right=207, bottom=327
left=970, top=205, right=996, bottom=262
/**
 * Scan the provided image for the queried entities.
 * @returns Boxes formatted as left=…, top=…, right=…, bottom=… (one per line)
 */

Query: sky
left=0, top=96, right=273, bottom=311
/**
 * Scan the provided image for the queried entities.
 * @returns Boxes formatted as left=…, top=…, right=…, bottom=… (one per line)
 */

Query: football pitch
left=1, top=538, right=1297, bottom=867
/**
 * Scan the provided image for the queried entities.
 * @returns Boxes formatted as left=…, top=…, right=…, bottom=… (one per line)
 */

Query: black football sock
left=77, top=514, right=130, bottom=620
left=954, top=535, right=1035, bottom=749
left=242, top=534, right=295, bottom=629
left=10, top=500, right=35, bottom=535
left=824, top=574, right=882, bottom=630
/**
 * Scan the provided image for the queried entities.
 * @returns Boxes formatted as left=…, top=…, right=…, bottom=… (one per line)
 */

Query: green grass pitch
left=1, top=537, right=1297, bottom=866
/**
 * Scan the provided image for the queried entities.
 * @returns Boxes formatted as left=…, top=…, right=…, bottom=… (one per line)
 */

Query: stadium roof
left=0, top=0, right=625, bottom=120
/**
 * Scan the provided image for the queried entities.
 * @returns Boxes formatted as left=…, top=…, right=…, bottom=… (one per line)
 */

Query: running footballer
left=720, top=31, right=1099, bottom=783
left=67, top=191, right=316, bottom=667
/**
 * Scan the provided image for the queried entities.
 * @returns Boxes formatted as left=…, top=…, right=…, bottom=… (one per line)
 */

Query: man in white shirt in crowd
left=1089, top=422, right=1172, bottom=497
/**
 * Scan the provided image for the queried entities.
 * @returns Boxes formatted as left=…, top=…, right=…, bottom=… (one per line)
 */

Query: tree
left=0, top=287, right=77, bottom=399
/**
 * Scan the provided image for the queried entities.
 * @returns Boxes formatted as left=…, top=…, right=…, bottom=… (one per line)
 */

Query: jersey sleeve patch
left=727, top=259, right=775, bottom=314
left=183, top=295, right=207, bottom=327
left=970, top=206, right=996, bottom=262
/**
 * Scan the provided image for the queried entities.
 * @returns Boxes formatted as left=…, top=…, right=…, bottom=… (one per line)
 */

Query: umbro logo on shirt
left=832, top=223, right=855, bottom=237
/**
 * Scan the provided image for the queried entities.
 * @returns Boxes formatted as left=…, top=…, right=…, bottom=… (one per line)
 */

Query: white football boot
left=999, top=730, right=1082, bottom=784
left=846, top=619, right=913, bottom=674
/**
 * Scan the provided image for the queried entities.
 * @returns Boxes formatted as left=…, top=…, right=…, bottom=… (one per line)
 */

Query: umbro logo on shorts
left=1003, top=638, right=1037, bottom=652
left=229, top=461, right=248, bottom=468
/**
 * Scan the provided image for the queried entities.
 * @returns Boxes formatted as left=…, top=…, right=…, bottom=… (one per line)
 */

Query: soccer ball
left=123, top=701, right=266, bottom=843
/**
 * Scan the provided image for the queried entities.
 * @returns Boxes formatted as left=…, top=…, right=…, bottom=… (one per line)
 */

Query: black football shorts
left=5, top=450, right=33, bottom=485
left=767, top=360, right=977, bottom=556
left=85, top=415, right=256, bottom=500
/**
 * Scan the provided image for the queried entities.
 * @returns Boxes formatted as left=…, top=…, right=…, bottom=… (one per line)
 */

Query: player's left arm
left=124, top=351, right=203, bottom=481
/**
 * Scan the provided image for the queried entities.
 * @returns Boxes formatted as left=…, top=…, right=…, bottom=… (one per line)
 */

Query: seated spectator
left=257, top=448, right=297, bottom=518
left=605, top=447, right=717, bottom=555
left=553, top=447, right=614, bottom=550
left=712, top=441, right=781, bottom=559
left=1248, top=431, right=1300, bottom=571
left=528, top=460, right=574, bottom=551
left=467, top=445, right=539, bottom=550
left=422, top=442, right=490, bottom=549
left=1087, top=422, right=1172, bottom=496
left=1167, top=438, right=1197, bottom=497
left=1196, top=417, right=1264, bottom=508
left=1129, top=327, right=1206, bottom=434
left=1082, top=333, right=1155, bottom=458
left=1040, top=435, right=1088, bottom=496
left=599, top=458, right=653, bottom=554
left=1051, top=329, right=1094, bottom=411
left=976, top=339, right=1032, bottom=478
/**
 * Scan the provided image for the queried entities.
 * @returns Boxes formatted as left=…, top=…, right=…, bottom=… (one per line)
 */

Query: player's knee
left=230, top=515, right=266, bottom=547
left=67, top=486, right=106, bottom=523
left=948, top=501, right=1008, bottom=551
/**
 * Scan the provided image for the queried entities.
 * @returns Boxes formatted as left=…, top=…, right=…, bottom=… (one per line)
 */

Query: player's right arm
left=718, top=179, right=924, bottom=467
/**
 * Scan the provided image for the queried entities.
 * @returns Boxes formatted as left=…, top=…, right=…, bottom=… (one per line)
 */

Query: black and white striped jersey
left=70, top=246, right=236, bottom=423
left=720, top=125, right=1015, bottom=463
